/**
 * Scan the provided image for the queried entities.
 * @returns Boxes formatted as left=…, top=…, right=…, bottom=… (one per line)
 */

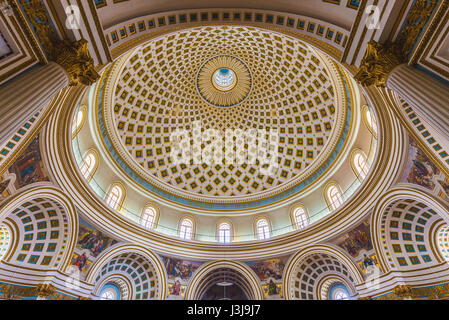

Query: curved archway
left=283, top=244, right=363, bottom=300
left=185, top=261, right=263, bottom=300
left=86, top=244, right=167, bottom=300
left=371, top=186, right=449, bottom=273
left=0, top=184, right=78, bottom=272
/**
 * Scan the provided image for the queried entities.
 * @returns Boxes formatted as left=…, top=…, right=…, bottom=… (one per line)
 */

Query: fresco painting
left=8, top=135, right=50, bottom=189
left=245, top=255, right=290, bottom=284
left=333, top=220, right=372, bottom=259
left=162, top=256, right=203, bottom=282
left=70, top=218, right=120, bottom=279
left=401, top=137, right=441, bottom=190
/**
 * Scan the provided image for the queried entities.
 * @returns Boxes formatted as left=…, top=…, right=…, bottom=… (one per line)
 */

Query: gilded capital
left=355, top=41, right=405, bottom=88
left=358, top=296, right=372, bottom=300
left=51, top=39, right=100, bottom=87
left=393, top=284, right=413, bottom=299
left=19, top=0, right=99, bottom=86
left=35, top=283, right=56, bottom=299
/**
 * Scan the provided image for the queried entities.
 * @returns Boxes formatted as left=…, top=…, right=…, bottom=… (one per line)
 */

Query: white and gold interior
left=0, top=0, right=449, bottom=301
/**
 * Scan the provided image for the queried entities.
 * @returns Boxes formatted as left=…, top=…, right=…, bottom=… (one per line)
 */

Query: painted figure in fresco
left=363, top=254, right=374, bottom=269
left=172, top=280, right=181, bottom=295
left=74, top=253, right=88, bottom=271
left=8, top=136, right=49, bottom=188
left=337, top=222, right=373, bottom=258
left=163, top=257, right=201, bottom=281
left=405, top=139, right=440, bottom=190
left=248, top=258, right=287, bottom=281
left=267, top=280, right=278, bottom=296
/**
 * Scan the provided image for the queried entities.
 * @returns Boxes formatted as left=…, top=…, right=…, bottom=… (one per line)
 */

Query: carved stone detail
left=19, top=0, right=99, bottom=86
left=354, top=41, right=405, bottom=87
left=355, top=0, right=439, bottom=87
left=393, top=284, right=413, bottom=299
left=35, top=283, right=56, bottom=299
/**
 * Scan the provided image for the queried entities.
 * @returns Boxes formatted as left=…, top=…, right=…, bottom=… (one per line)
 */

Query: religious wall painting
left=162, top=256, right=203, bottom=282
left=401, top=137, right=449, bottom=206
left=163, top=256, right=203, bottom=299
left=245, top=255, right=290, bottom=284
left=263, top=280, right=283, bottom=299
left=332, top=220, right=373, bottom=260
left=77, top=217, right=118, bottom=258
left=167, top=277, right=186, bottom=298
left=401, top=137, right=441, bottom=190
left=70, top=217, right=120, bottom=279
left=7, top=134, right=49, bottom=189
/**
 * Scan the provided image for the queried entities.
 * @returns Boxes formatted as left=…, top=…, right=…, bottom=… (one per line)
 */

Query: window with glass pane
left=179, top=218, right=193, bottom=240
left=106, top=185, right=123, bottom=210
left=218, top=222, right=232, bottom=243
left=141, top=207, right=156, bottom=229
left=256, top=219, right=270, bottom=240
left=365, top=107, right=378, bottom=135
left=294, top=207, right=309, bottom=230
left=79, top=152, right=96, bottom=179
left=353, top=152, right=369, bottom=180
left=72, top=109, right=84, bottom=136
left=328, top=185, right=343, bottom=211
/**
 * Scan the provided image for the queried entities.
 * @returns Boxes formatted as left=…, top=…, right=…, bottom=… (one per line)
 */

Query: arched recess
left=185, top=260, right=264, bottom=300
left=86, top=244, right=167, bottom=300
left=0, top=184, right=78, bottom=272
left=371, top=186, right=449, bottom=273
left=283, top=244, right=363, bottom=300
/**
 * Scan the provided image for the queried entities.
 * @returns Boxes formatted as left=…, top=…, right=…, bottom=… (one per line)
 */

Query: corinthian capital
left=35, top=283, right=56, bottom=299
left=355, top=41, right=405, bottom=88
left=51, top=39, right=100, bottom=86
left=393, top=284, right=413, bottom=299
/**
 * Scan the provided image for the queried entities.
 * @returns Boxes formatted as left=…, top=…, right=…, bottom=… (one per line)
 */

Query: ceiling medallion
left=197, top=55, right=252, bottom=108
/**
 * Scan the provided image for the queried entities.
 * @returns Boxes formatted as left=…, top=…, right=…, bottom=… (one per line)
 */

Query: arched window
left=362, top=105, right=378, bottom=137
left=256, top=218, right=271, bottom=240
left=351, top=150, right=369, bottom=181
left=293, top=205, right=309, bottom=230
left=328, top=284, right=350, bottom=300
left=99, top=284, right=120, bottom=300
left=72, top=106, right=86, bottom=138
left=179, top=218, right=194, bottom=240
left=218, top=222, right=232, bottom=244
left=325, top=183, right=344, bottom=211
left=101, top=289, right=115, bottom=300
left=106, top=184, right=124, bottom=211
left=79, top=151, right=98, bottom=181
left=141, top=206, right=157, bottom=230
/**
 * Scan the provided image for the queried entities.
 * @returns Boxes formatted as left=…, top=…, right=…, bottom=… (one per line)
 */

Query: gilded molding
left=355, top=0, right=439, bottom=87
left=35, top=283, right=56, bottom=298
left=18, top=0, right=99, bottom=86
left=354, top=41, right=405, bottom=87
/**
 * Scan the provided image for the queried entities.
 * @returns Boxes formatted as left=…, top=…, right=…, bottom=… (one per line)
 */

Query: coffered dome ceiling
left=96, top=25, right=354, bottom=211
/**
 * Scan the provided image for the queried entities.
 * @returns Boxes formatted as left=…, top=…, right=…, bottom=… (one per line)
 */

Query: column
left=0, top=39, right=99, bottom=147
left=386, top=64, right=449, bottom=138
left=0, top=62, right=68, bottom=147
left=355, top=41, right=449, bottom=138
